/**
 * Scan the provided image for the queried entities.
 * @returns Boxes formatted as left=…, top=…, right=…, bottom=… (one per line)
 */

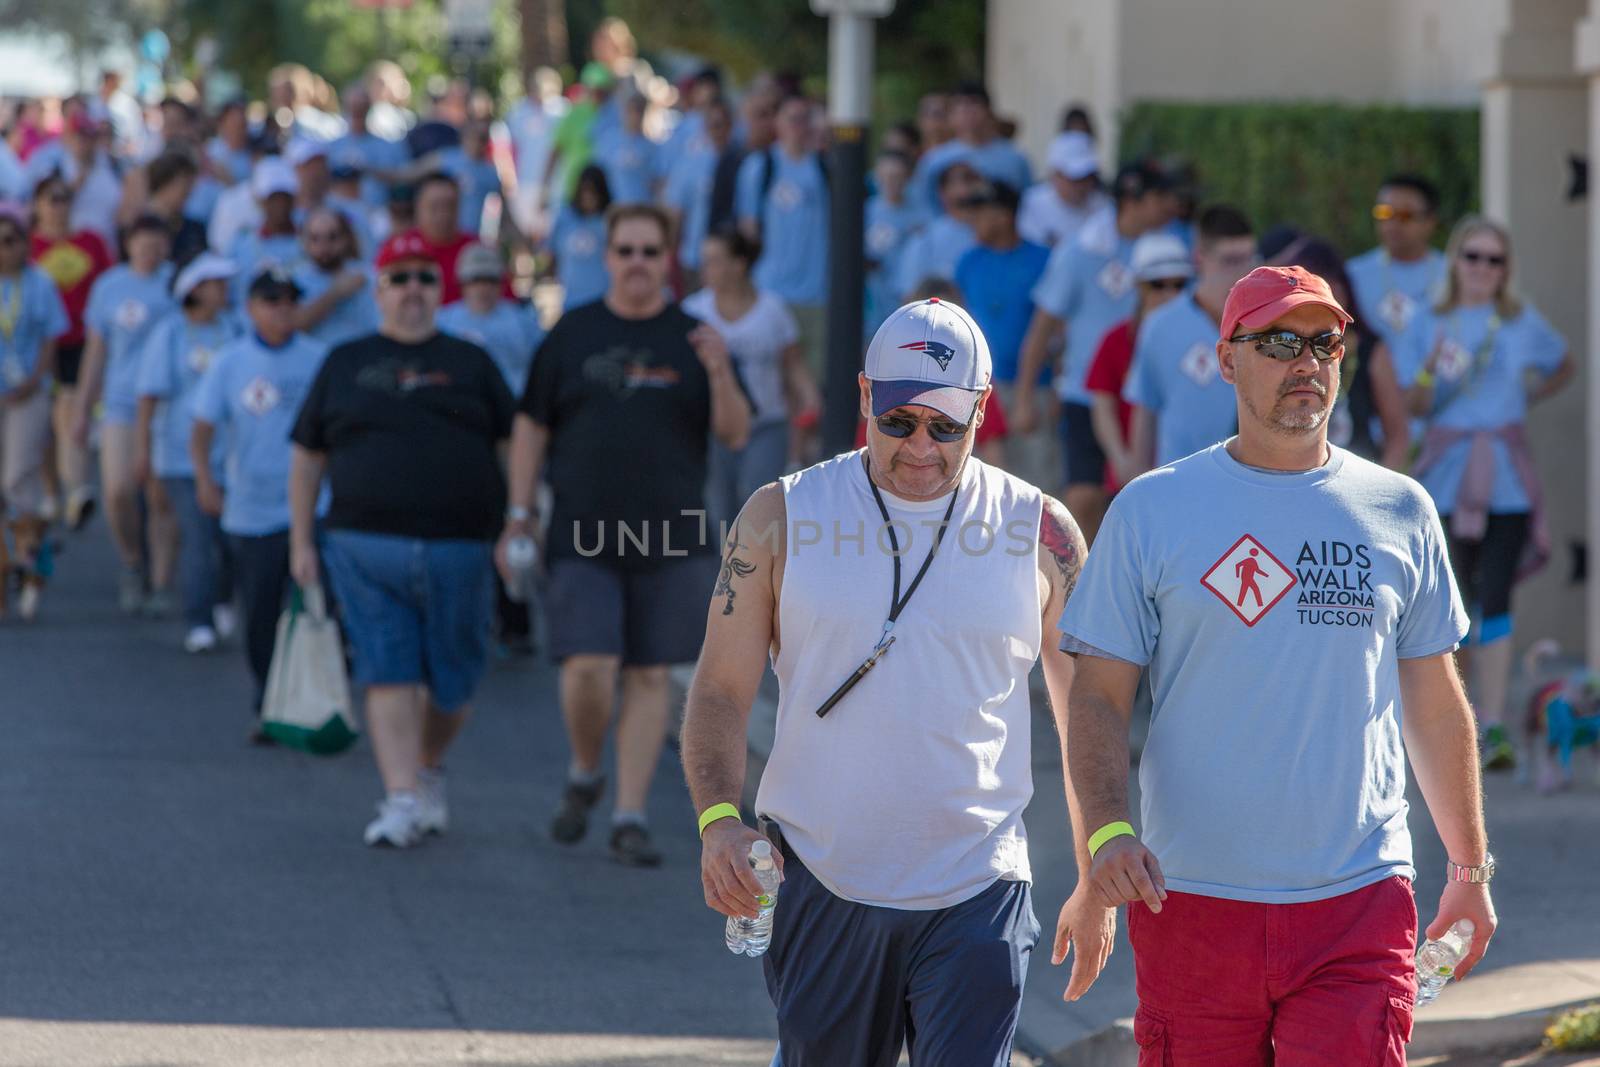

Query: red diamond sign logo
left=1200, top=534, right=1296, bottom=627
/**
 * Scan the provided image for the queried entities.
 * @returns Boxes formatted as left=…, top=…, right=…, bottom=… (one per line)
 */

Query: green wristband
left=1088, top=821, right=1136, bottom=858
left=697, top=802, right=742, bottom=837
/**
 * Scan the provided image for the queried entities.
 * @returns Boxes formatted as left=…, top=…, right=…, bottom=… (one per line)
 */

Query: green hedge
left=1119, top=101, right=1480, bottom=255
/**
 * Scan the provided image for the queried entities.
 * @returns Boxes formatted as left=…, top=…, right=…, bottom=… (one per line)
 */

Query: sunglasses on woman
left=1459, top=250, right=1506, bottom=268
left=875, top=412, right=972, bottom=443
left=1141, top=278, right=1187, bottom=293
left=1229, top=330, right=1346, bottom=362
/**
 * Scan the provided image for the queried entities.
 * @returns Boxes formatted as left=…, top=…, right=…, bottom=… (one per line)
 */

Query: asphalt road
left=0, top=522, right=779, bottom=1067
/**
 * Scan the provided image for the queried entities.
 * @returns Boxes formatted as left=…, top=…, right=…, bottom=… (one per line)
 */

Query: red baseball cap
left=375, top=232, right=433, bottom=271
left=1219, top=265, right=1352, bottom=342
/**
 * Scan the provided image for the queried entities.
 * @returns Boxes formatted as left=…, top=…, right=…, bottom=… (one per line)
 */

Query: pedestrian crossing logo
left=1201, top=534, right=1295, bottom=626
left=240, top=376, right=281, bottom=416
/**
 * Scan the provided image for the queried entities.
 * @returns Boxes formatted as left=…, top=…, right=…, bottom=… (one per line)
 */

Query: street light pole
left=812, top=0, right=893, bottom=456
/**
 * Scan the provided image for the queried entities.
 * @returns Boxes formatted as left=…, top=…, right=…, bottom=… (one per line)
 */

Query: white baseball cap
left=864, top=298, right=992, bottom=424
left=172, top=252, right=237, bottom=302
left=285, top=137, right=329, bottom=168
left=251, top=157, right=298, bottom=200
left=1047, top=131, right=1098, bottom=181
left=1130, top=232, right=1194, bottom=283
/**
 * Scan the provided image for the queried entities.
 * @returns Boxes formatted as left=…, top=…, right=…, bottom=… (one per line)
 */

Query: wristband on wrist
left=1415, top=368, right=1436, bottom=388
left=1088, top=820, right=1136, bottom=858
left=697, top=802, right=742, bottom=837
left=506, top=505, right=533, bottom=523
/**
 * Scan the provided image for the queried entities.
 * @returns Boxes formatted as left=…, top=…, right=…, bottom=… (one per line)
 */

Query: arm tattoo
left=714, top=537, right=757, bottom=616
left=1040, top=498, right=1085, bottom=600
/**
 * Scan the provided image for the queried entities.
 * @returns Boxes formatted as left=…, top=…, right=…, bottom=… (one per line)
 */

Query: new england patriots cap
left=864, top=298, right=993, bottom=424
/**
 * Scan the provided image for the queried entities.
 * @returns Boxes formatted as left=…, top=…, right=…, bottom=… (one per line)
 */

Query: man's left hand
left=1052, top=885, right=1117, bottom=1001
left=1428, top=880, right=1497, bottom=980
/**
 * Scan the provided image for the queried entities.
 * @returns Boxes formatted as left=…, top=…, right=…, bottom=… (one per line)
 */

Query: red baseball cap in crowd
left=375, top=232, right=432, bottom=271
left=1219, top=265, right=1353, bottom=342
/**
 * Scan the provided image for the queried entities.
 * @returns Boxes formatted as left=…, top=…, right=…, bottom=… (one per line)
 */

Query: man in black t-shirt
left=499, top=203, right=751, bottom=867
left=289, top=231, right=516, bottom=849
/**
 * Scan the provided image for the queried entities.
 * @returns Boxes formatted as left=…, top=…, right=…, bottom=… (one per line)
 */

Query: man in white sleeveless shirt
left=681, top=298, right=1112, bottom=1067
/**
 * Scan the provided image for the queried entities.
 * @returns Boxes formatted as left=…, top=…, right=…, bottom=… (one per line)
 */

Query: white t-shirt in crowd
left=682, top=288, right=796, bottom=426
left=1018, top=184, right=1112, bottom=250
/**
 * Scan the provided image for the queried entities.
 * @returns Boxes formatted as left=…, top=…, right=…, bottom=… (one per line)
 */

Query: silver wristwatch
left=1446, top=853, right=1496, bottom=884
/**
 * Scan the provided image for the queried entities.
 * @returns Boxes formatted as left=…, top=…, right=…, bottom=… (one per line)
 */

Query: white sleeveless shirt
left=756, top=450, right=1045, bottom=910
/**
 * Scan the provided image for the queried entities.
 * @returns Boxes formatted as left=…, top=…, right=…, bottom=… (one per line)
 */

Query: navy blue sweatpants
left=762, top=835, right=1039, bottom=1067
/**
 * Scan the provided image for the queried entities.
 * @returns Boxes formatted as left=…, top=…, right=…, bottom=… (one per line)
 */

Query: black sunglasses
left=254, top=291, right=298, bottom=305
left=1142, top=278, right=1186, bottom=292
left=611, top=244, right=663, bottom=260
left=875, top=412, right=972, bottom=443
left=385, top=269, right=440, bottom=287
left=1230, top=329, right=1346, bottom=362
left=1460, top=250, right=1507, bottom=268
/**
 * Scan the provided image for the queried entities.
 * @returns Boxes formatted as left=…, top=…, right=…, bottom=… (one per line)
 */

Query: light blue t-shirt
left=134, top=312, right=238, bottom=479
left=662, top=142, right=719, bottom=270
left=85, top=264, right=176, bottom=424
left=549, top=207, right=609, bottom=311
left=191, top=331, right=329, bottom=536
left=1345, top=248, right=1447, bottom=351
left=227, top=231, right=303, bottom=306
left=1392, top=302, right=1566, bottom=514
left=291, top=262, right=379, bottom=349
left=736, top=149, right=829, bottom=306
left=954, top=240, right=1051, bottom=385
left=892, top=214, right=975, bottom=303
left=207, top=139, right=255, bottom=185
left=329, top=132, right=409, bottom=208
left=437, top=299, right=545, bottom=392
left=0, top=266, right=69, bottom=397
left=1031, top=219, right=1139, bottom=404
left=1060, top=443, right=1469, bottom=903
left=911, top=138, right=1033, bottom=217
left=1123, top=293, right=1238, bottom=465
left=436, top=147, right=503, bottom=234
left=594, top=129, right=659, bottom=206
left=864, top=195, right=922, bottom=336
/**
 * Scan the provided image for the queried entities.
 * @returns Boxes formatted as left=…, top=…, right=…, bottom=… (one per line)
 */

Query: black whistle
left=814, top=635, right=896, bottom=718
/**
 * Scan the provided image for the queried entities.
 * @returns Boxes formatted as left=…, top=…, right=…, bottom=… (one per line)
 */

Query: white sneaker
left=416, top=768, right=449, bottom=835
left=363, top=793, right=423, bottom=848
left=212, top=603, right=238, bottom=641
left=183, top=625, right=219, bottom=654
left=17, top=584, right=39, bottom=622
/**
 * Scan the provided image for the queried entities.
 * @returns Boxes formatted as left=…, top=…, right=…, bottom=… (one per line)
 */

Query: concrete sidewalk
left=735, top=668, right=1600, bottom=1066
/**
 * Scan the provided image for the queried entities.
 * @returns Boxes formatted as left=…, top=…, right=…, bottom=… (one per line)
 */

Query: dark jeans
left=163, top=477, right=234, bottom=629
left=230, top=529, right=291, bottom=712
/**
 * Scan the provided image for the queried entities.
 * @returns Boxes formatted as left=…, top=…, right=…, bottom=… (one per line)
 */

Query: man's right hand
left=1086, top=835, right=1167, bottom=913
left=196, top=478, right=224, bottom=518
left=493, top=523, right=525, bottom=586
left=332, top=267, right=368, bottom=300
left=700, top=818, right=784, bottom=920
left=1012, top=388, right=1039, bottom=434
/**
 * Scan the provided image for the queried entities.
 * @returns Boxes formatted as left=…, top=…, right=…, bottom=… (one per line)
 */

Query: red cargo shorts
left=1127, top=874, right=1417, bottom=1066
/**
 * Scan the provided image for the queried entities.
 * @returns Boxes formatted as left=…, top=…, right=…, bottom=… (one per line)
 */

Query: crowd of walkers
left=0, top=15, right=1571, bottom=858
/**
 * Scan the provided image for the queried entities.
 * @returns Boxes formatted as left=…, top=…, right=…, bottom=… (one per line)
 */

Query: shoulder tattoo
left=1040, top=496, right=1086, bottom=600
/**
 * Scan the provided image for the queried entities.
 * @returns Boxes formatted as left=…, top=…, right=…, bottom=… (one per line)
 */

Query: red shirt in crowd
left=397, top=228, right=515, bottom=304
left=1084, top=318, right=1137, bottom=492
left=31, top=230, right=113, bottom=348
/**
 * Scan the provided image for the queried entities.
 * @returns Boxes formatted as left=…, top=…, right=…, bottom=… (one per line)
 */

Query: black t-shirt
left=291, top=332, right=516, bottom=541
left=520, top=301, right=715, bottom=569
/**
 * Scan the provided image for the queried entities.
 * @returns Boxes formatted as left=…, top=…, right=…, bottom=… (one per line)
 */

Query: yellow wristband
left=697, top=802, right=742, bottom=837
left=1088, top=821, right=1136, bottom=858
left=1415, top=368, right=1436, bottom=388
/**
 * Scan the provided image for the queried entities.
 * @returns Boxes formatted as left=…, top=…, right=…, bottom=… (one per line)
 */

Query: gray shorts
left=545, top=553, right=719, bottom=666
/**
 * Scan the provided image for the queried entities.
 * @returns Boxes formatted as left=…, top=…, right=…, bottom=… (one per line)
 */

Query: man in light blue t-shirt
left=736, top=94, right=829, bottom=377
left=1055, top=265, right=1497, bottom=1065
left=1345, top=174, right=1448, bottom=351
left=1123, top=204, right=1256, bottom=473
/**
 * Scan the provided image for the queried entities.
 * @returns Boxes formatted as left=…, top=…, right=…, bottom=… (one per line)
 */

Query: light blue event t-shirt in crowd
left=1030, top=217, right=1139, bottom=405
left=1058, top=443, right=1468, bottom=904
left=291, top=262, right=381, bottom=350
left=863, top=194, right=922, bottom=336
left=737, top=149, right=829, bottom=307
left=85, top=264, right=175, bottom=424
left=1123, top=293, right=1238, bottom=466
left=1345, top=247, right=1447, bottom=351
left=437, top=299, right=546, bottom=393
left=191, top=331, right=329, bottom=537
left=0, top=266, right=68, bottom=397
left=550, top=207, right=609, bottom=312
left=1392, top=301, right=1566, bottom=514
left=135, top=312, right=238, bottom=480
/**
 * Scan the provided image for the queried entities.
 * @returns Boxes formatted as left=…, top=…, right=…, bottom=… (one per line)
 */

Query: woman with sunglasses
left=1395, top=215, right=1574, bottom=772
left=683, top=226, right=819, bottom=531
left=548, top=164, right=612, bottom=312
left=30, top=173, right=112, bottom=530
left=0, top=200, right=69, bottom=620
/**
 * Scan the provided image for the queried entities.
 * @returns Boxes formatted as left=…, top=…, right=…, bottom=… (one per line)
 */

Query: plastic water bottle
left=1416, top=918, right=1475, bottom=1007
left=505, top=536, right=538, bottom=603
left=724, top=840, right=781, bottom=957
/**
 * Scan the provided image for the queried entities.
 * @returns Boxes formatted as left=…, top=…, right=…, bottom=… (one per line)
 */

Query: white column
left=1579, top=2, right=1600, bottom=666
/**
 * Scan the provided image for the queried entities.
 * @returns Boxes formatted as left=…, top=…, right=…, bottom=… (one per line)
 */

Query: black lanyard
left=814, top=469, right=960, bottom=718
